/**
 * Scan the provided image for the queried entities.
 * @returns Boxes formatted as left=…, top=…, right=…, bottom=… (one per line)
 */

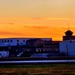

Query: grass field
left=0, top=63, right=75, bottom=75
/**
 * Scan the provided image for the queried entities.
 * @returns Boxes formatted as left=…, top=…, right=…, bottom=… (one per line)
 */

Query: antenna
left=68, top=22, right=70, bottom=30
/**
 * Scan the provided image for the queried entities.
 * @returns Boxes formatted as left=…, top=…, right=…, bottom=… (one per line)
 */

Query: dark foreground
left=0, top=56, right=75, bottom=64
left=1, top=56, right=75, bottom=61
left=0, top=63, right=75, bottom=75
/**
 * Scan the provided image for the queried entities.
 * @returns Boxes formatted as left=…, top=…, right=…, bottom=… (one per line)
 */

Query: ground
left=0, top=63, right=75, bottom=75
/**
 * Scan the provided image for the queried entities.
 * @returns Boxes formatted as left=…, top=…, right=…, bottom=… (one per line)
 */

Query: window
left=17, top=40, right=19, bottom=42
left=4, top=40, right=6, bottom=43
left=23, top=40, right=25, bottom=42
left=8, top=40, right=9, bottom=42
left=10, top=40, right=12, bottom=42
left=17, top=43, right=19, bottom=46
left=2, top=40, right=3, bottom=43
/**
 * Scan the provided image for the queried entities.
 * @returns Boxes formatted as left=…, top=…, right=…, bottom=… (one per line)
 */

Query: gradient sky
left=0, top=0, right=75, bottom=40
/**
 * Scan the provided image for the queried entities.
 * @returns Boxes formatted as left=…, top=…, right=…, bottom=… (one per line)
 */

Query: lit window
left=40, top=50, right=41, bottom=52
left=28, top=49, right=29, bottom=51
left=36, top=49, right=39, bottom=52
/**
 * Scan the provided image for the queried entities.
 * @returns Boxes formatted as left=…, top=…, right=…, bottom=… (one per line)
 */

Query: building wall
left=63, top=36, right=75, bottom=41
left=26, top=38, right=52, bottom=47
left=59, top=40, right=75, bottom=56
left=0, top=38, right=29, bottom=47
left=43, top=41, right=60, bottom=52
left=0, top=51, right=9, bottom=57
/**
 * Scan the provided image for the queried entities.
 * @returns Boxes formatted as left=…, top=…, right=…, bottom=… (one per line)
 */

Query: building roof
left=65, top=30, right=73, bottom=36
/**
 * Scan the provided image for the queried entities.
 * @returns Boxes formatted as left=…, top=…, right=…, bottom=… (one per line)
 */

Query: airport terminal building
left=0, top=29, right=75, bottom=57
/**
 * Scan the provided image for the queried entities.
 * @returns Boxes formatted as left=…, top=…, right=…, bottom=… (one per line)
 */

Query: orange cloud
left=32, top=26, right=48, bottom=28
left=32, top=18, right=43, bottom=20
left=24, top=25, right=48, bottom=29
left=0, top=22, right=14, bottom=25
left=0, top=17, right=75, bottom=41
left=0, top=31, right=28, bottom=36
left=31, top=17, right=72, bottom=21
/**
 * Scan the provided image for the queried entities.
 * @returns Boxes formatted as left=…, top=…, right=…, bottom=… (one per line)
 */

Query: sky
left=0, top=0, right=75, bottom=40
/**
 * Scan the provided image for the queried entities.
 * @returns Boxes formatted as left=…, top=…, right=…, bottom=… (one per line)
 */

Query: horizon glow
left=0, top=0, right=75, bottom=40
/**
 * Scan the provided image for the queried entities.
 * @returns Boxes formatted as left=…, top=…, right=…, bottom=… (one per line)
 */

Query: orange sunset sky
left=0, top=0, right=75, bottom=40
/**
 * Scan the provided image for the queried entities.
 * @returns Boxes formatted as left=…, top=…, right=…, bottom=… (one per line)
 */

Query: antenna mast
left=68, top=22, right=70, bottom=30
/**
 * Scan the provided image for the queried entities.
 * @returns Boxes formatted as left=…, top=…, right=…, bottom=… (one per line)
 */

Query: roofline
left=0, top=37, right=52, bottom=40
